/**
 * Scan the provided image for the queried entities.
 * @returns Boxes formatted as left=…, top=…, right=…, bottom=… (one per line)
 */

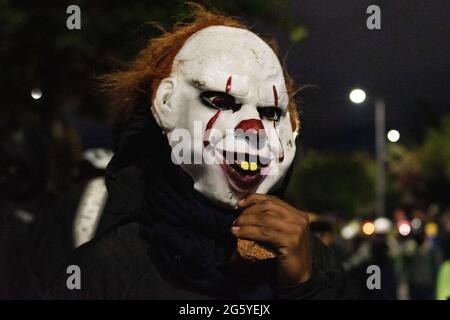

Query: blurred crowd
left=0, top=110, right=113, bottom=298
left=310, top=209, right=450, bottom=300
left=1, top=109, right=449, bottom=300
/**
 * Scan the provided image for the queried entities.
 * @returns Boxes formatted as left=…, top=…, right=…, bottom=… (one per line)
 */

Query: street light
left=362, top=221, right=375, bottom=236
left=349, top=89, right=366, bottom=104
left=387, top=129, right=400, bottom=142
left=31, top=88, right=43, bottom=100
left=349, top=88, right=386, bottom=216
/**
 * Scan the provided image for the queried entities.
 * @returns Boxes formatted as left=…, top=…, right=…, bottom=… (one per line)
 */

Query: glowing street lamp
left=31, top=88, right=43, bottom=100
left=398, top=220, right=411, bottom=236
left=349, top=89, right=366, bottom=104
left=362, top=221, right=375, bottom=236
left=374, top=217, right=392, bottom=234
left=387, top=129, right=400, bottom=142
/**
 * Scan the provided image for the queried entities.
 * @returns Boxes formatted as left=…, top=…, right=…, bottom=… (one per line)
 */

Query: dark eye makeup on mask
left=200, top=91, right=282, bottom=121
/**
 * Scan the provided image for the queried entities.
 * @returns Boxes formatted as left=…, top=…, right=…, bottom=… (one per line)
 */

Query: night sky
left=252, top=0, right=450, bottom=153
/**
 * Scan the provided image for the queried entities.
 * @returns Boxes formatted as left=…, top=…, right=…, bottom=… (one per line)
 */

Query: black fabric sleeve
left=44, top=223, right=149, bottom=300
left=275, top=235, right=346, bottom=300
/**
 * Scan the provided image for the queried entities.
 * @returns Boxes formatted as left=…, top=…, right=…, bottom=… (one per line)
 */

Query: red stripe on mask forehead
left=226, top=76, right=232, bottom=94
left=273, top=85, right=278, bottom=107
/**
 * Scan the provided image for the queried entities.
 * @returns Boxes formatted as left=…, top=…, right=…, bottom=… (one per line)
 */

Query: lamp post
left=374, top=98, right=386, bottom=217
left=349, top=89, right=386, bottom=217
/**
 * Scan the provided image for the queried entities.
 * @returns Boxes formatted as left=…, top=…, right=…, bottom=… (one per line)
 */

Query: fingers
left=237, top=198, right=307, bottom=227
left=231, top=224, right=282, bottom=245
left=238, top=193, right=292, bottom=211
left=231, top=222, right=304, bottom=250
left=238, top=194, right=277, bottom=207
left=232, top=194, right=309, bottom=253
left=237, top=202, right=302, bottom=227
left=236, top=209, right=292, bottom=231
left=235, top=195, right=312, bottom=285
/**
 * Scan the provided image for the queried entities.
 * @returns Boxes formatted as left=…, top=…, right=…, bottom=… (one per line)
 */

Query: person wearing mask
left=46, top=6, right=345, bottom=300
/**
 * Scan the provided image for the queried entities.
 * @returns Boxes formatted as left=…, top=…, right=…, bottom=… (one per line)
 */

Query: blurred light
left=374, top=217, right=392, bottom=234
left=341, top=221, right=360, bottom=239
left=428, top=204, right=439, bottom=216
left=387, top=129, right=400, bottom=142
left=404, top=239, right=418, bottom=255
left=289, top=25, right=309, bottom=43
left=411, top=218, right=422, bottom=230
left=31, top=88, right=43, bottom=100
left=83, top=148, right=114, bottom=170
left=349, top=89, right=366, bottom=104
left=398, top=220, right=411, bottom=236
left=362, top=221, right=375, bottom=236
left=425, top=223, right=438, bottom=237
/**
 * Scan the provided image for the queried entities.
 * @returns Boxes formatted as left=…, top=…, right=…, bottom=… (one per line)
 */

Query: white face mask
left=152, top=26, right=297, bottom=208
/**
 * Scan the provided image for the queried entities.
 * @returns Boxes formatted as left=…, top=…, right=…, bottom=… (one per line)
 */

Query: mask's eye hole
left=200, top=91, right=242, bottom=112
left=257, top=106, right=282, bottom=122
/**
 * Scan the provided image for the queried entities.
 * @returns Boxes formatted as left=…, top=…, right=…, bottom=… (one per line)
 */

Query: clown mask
left=152, top=26, right=297, bottom=208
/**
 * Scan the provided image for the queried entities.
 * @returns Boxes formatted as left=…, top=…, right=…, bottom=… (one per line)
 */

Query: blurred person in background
left=369, top=235, right=397, bottom=300
left=33, top=148, right=112, bottom=293
left=436, top=235, right=450, bottom=300
left=0, top=111, right=54, bottom=298
left=404, top=228, right=441, bottom=300
left=0, top=109, right=86, bottom=298
left=344, top=233, right=398, bottom=300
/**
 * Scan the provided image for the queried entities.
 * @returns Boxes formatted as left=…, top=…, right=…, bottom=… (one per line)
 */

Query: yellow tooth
left=240, top=161, right=249, bottom=171
left=250, top=162, right=258, bottom=171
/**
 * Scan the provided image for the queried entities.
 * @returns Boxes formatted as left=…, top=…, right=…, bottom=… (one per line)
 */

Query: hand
left=231, top=194, right=312, bottom=285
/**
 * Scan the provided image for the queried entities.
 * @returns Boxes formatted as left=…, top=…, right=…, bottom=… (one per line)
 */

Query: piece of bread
left=237, top=239, right=276, bottom=261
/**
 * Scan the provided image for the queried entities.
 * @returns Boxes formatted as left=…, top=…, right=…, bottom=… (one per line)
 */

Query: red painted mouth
left=219, top=151, right=268, bottom=194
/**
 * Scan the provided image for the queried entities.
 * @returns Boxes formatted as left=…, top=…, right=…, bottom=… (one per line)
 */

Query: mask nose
left=235, top=119, right=266, bottom=136
left=234, top=119, right=267, bottom=148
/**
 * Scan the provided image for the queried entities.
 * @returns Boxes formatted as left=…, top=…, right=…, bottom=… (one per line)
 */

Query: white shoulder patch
left=73, top=177, right=108, bottom=248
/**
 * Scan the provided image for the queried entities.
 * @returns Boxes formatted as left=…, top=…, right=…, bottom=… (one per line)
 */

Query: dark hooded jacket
left=45, top=103, right=345, bottom=299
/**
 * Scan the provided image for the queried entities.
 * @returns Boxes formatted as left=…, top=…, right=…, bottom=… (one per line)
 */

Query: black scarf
left=99, top=103, right=292, bottom=298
